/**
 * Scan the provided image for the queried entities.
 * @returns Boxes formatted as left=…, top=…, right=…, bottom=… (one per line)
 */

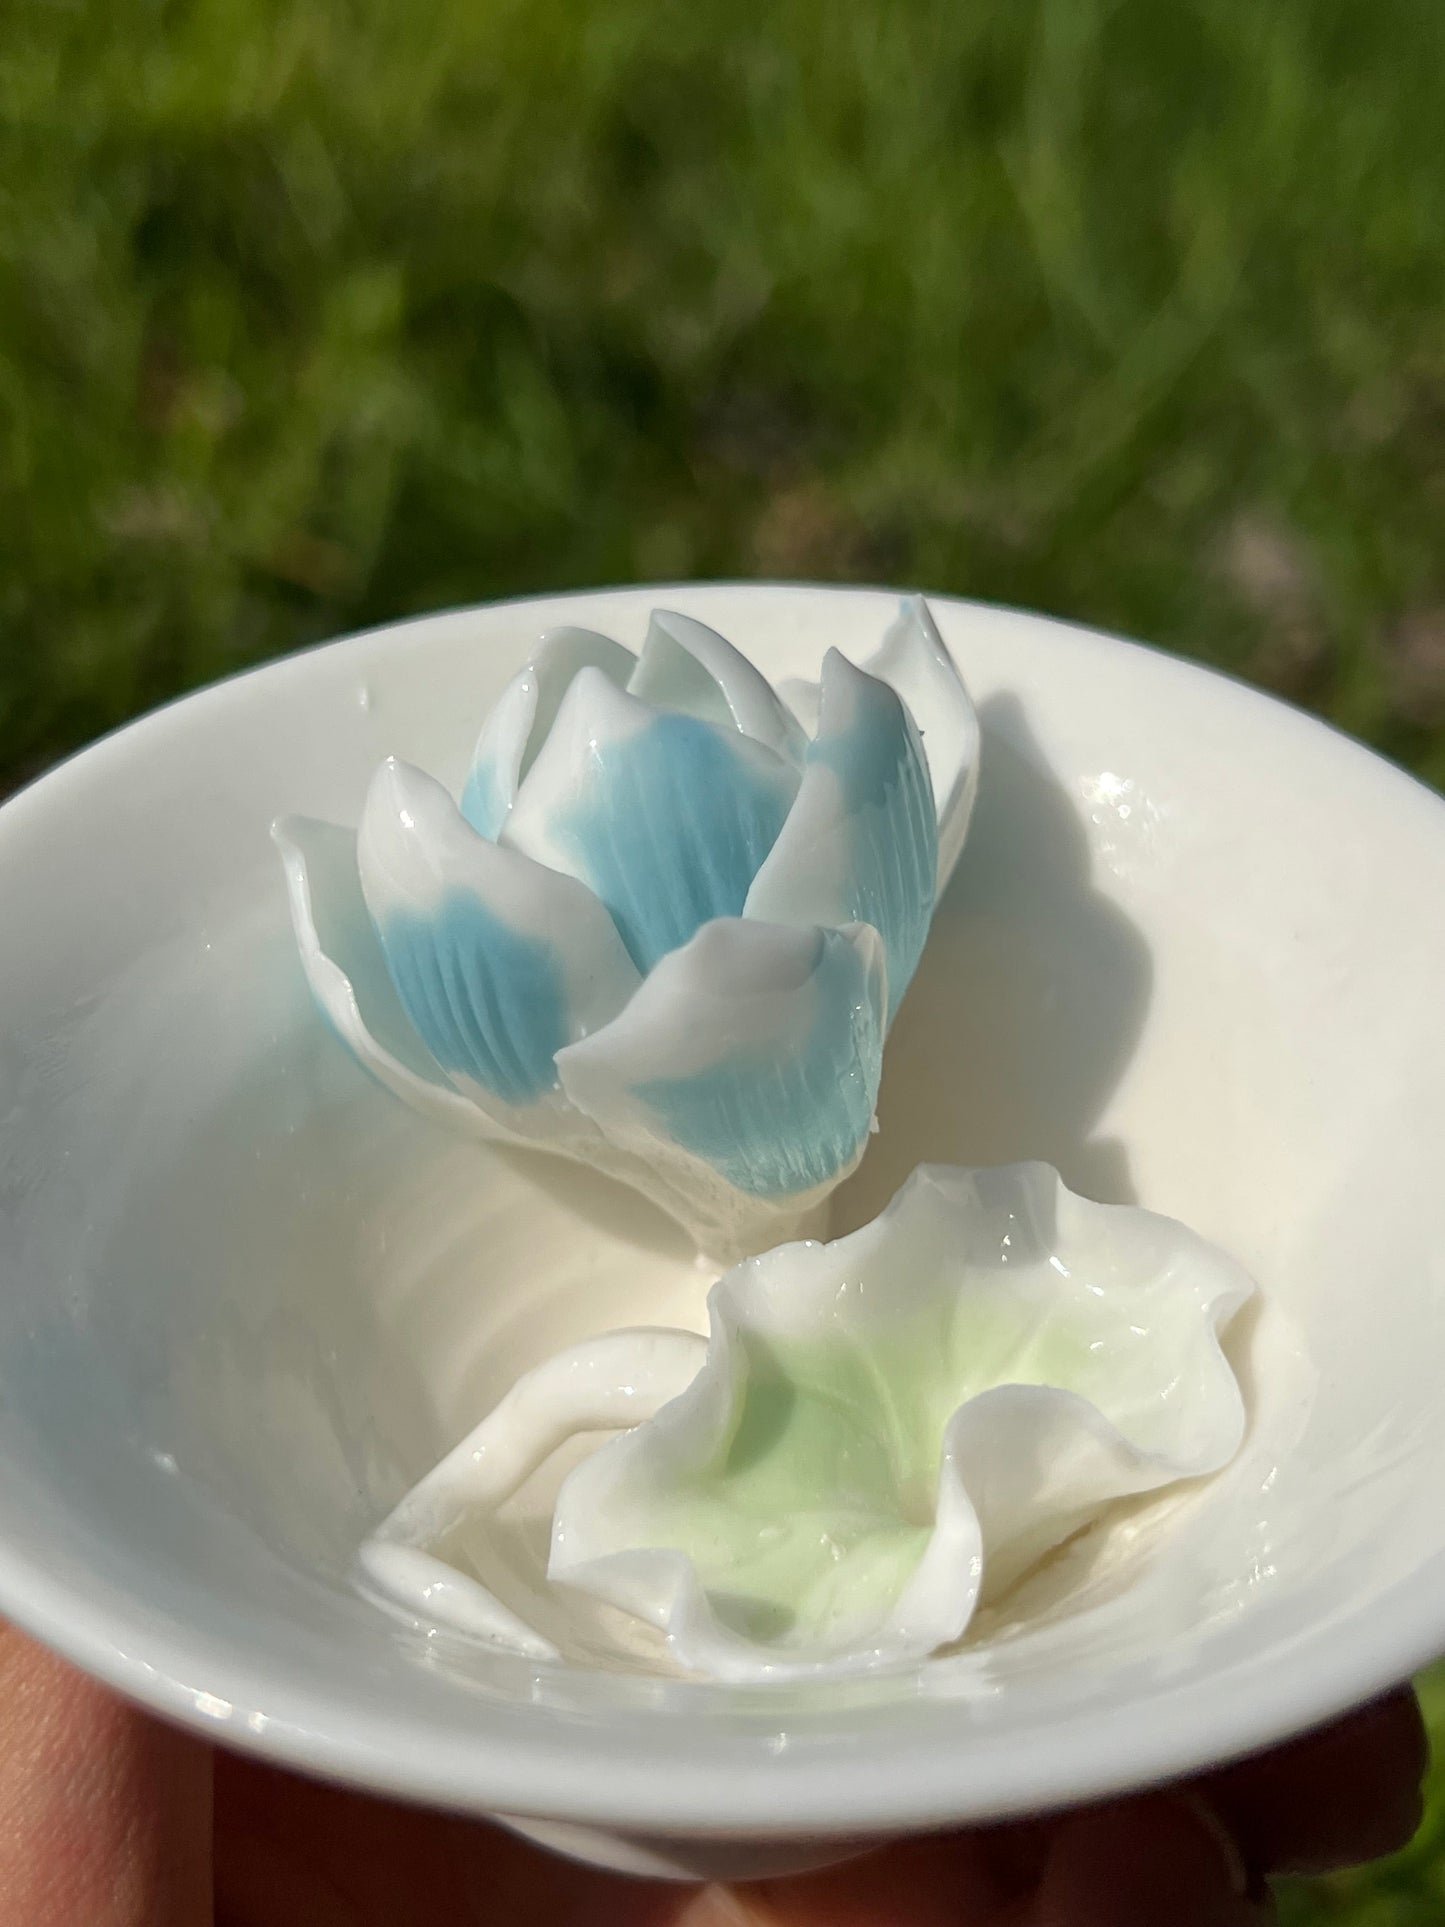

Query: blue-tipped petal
left=865, top=597, right=980, bottom=884
left=359, top=760, right=640, bottom=1109
left=461, top=626, right=637, bottom=840
left=628, top=610, right=809, bottom=768
left=778, top=597, right=980, bottom=890
left=744, top=650, right=938, bottom=1023
left=273, top=814, right=497, bottom=1135
left=503, top=670, right=800, bottom=975
left=557, top=918, right=886, bottom=1201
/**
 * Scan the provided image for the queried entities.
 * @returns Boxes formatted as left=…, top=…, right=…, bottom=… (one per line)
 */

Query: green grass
left=3, top=1, right=1444, bottom=1912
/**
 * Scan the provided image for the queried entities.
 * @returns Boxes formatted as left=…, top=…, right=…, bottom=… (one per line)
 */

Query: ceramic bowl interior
left=2, top=584, right=1444, bottom=1843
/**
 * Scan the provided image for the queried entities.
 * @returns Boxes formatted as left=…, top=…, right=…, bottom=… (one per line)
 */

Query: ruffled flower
left=548, top=1163, right=1254, bottom=1679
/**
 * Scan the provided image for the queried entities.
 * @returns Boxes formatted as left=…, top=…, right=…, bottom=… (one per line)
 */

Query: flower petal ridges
left=461, top=626, right=636, bottom=840
left=746, top=649, right=937, bottom=1022
left=359, top=759, right=640, bottom=1109
left=557, top=917, right=886, bottom=1201
left=504, top=669, right=800, bottom=974
left=272, top=813, right=496, bottom=1135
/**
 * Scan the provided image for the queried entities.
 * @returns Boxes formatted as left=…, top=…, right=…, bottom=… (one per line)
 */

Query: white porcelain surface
left=2, top=586, right=1445, bottom=1862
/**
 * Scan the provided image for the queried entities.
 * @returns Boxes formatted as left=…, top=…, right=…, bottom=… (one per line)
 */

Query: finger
left=215, top=1747, right=1270, bottom=1927
left=215, top=1757, right=1022, bottom=1927
left=1029, top=1793, right=1273, bottom=1927
left=686, top=1829, right=1026, bottom=1926
left=628, top=1805, right=1264, bottom=1927
left=709, top=1689, right=1432, bottom=1925
left=1197, top=1689, right=1428, bottom=1877
left=215, top=1750, right=687, bottom=1926
left=0, top=1624, right=212, bottom=1927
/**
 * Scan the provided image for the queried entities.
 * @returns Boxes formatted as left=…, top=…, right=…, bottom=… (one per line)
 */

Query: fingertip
left=1032, top=1793, right=1272, bottom=1927
left=716, top=1831, right=1019, bottom=1926
left=1202, top=1689, right=1428, bottom=1876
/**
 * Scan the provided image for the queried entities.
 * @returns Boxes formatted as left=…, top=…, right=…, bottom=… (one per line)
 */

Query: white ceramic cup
left=1, top=585, right=1443, bottom=1881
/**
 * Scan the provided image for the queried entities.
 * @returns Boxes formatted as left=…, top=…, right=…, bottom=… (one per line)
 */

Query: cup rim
left=2, top=1522, right=1442, bottom=1832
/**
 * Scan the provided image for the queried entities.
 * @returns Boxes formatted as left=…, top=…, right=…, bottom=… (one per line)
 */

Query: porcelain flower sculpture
left=359, top=1163, right=1254, bottom=1681
left=276, top=598, right=978, bottom=1258
left=549, top=1163, right=1254, bottom=1680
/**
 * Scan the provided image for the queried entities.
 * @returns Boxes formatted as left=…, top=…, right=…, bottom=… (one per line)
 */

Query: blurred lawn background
left=3, top=0, right=1444, bottom=1914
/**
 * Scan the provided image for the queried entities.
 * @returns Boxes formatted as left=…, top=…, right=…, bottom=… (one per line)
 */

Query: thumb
left=0, top=1624, right=212, bottom=1927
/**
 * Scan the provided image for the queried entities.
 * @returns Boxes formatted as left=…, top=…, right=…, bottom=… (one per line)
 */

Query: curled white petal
left=782, top=595, right=979, bottom=889
left=936, top=1381, right=1229, bottom=1607
left=359, top=1329, right=707, bottom=1655
left=867, top=596, right=980, bottom=885
left=461, top=626, right=636, bottom=839
left=628, top=610, right=809, bottom=768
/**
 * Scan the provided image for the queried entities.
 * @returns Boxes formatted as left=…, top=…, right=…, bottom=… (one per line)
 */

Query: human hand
left=0, top=1623, right=1424, bottom=1926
